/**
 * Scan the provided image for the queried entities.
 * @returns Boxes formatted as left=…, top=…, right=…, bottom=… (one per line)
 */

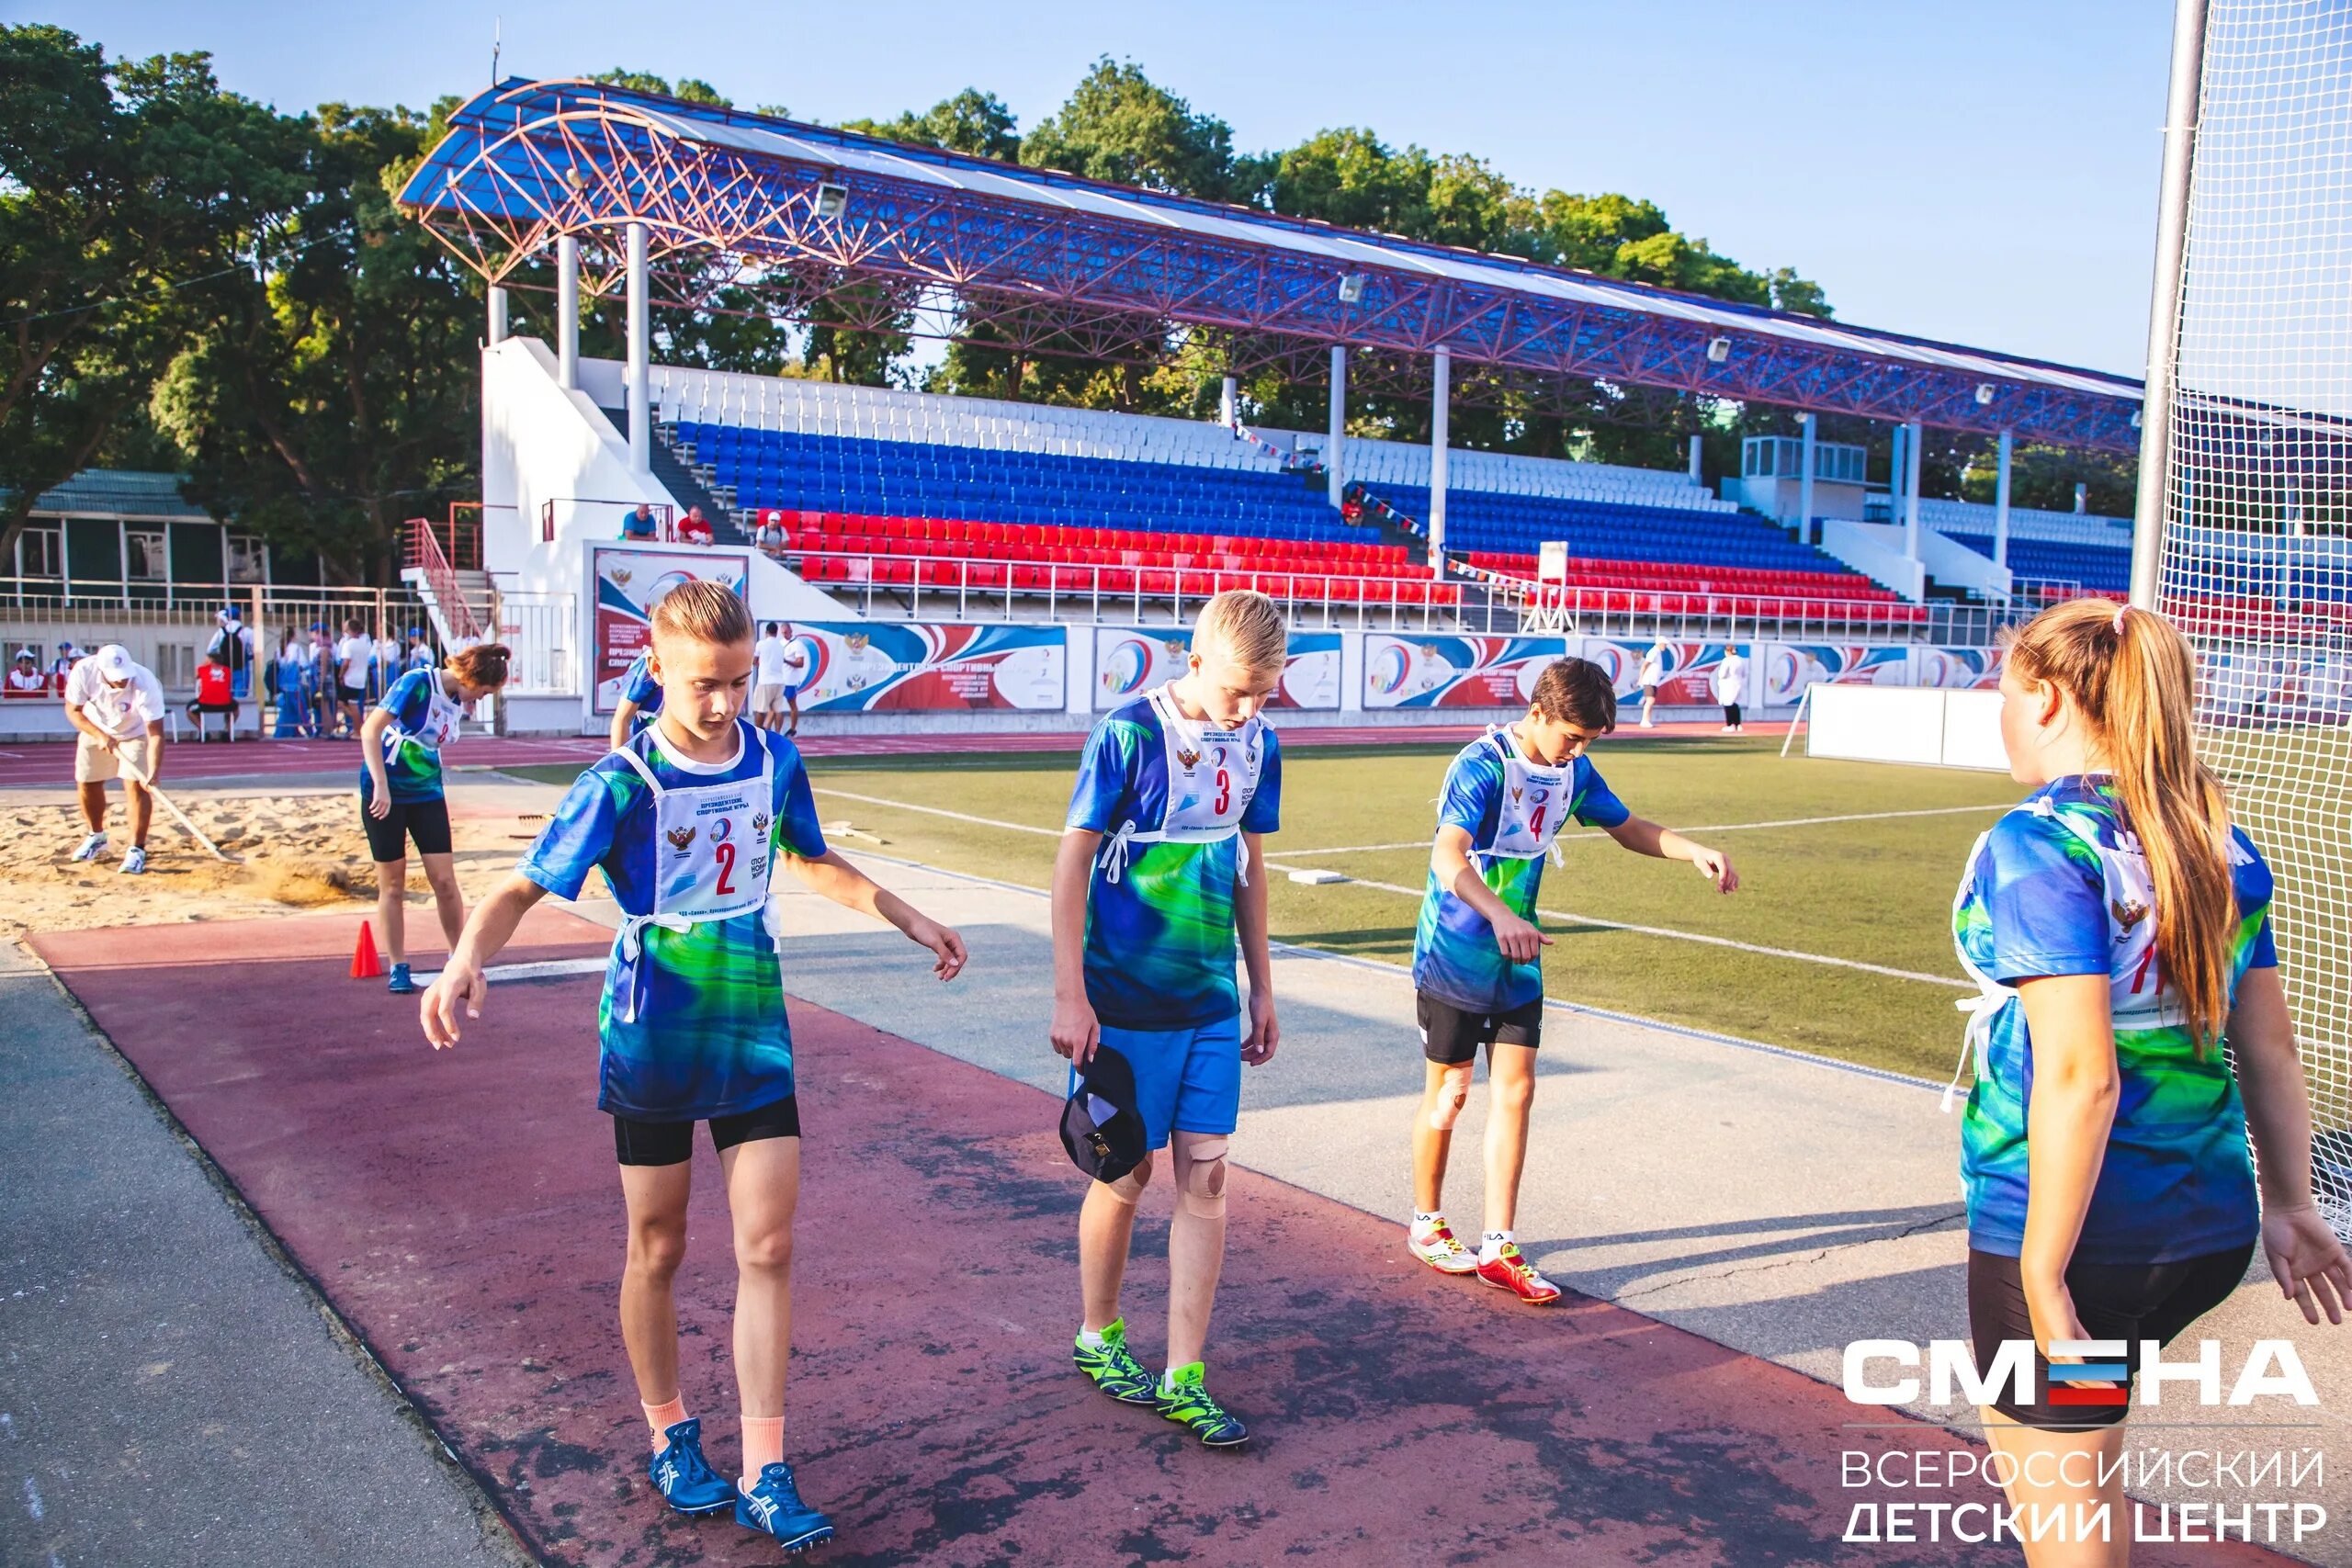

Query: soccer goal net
left=2154, top=0, right=2352, bottom=1238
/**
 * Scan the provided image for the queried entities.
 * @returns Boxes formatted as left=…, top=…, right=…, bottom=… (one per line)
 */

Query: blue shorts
left=1081, top=1017, right=1242, bottom=1150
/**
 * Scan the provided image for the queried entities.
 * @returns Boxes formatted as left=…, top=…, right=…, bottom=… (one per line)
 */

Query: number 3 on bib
left=1213, top=767, right=1231, bottom=817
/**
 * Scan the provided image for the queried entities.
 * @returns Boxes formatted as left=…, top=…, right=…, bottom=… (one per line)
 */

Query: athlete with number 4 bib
left=420, top=581, right=967, bottom=1556
left=1053, top=591, right=1285, bottom=1448
left=1408, top=658, right=1739, bottom=1303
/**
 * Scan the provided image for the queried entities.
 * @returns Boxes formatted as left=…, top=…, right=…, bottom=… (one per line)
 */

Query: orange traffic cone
left=351, top=920, right=383, bottom=980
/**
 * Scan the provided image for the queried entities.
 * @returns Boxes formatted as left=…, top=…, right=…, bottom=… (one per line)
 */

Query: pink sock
left=642, top=1395, right=687, bottom=1451
left=740, top=1414, right=785, bottom=1492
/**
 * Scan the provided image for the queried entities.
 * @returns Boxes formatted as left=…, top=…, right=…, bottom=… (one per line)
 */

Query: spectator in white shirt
left=334, top=618, right=376, bottom=738
left=63, top=645, right=168, bottom=874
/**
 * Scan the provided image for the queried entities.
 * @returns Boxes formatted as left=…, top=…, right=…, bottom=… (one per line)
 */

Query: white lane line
left=801, top=786, right=1968, bottom=988
left=1269, top=866, right=1970, bottom=989
left=833, top=848, right=1949, bottom=1091
left=1278, top=802, right=2008, bottom=858
left=811, top=786, right=1064, bottom=838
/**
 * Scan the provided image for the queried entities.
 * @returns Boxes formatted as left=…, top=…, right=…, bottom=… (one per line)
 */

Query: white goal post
left=2142, top=0, right=2352, bottom=1236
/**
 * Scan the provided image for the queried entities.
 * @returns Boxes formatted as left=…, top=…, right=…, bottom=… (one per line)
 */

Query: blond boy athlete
left=422, top=581, right=967, bottom=1553
left=1052, top=592, right=1285, bottom=1447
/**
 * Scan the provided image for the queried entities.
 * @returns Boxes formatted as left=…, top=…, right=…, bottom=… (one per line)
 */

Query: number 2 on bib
left=714, top=840, right=737, bottom=896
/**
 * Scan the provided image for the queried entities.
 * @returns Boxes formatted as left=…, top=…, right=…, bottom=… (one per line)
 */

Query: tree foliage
left=150, top=100, right=482, bottom=582
left=0, top=28, right=306, bottom=560
left=10, top=39, right=2076, bottom=582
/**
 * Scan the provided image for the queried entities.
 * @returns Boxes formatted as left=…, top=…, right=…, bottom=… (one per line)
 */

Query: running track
left=0, top=718, right=1787, bottom=787
left=27, top=911, right=2290, bottom=1568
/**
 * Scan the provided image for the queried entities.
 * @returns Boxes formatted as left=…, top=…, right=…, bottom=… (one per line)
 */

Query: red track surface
left=33, top=912, right=2276, bottom=1568
left=0, top=719, right=1785, bottom=787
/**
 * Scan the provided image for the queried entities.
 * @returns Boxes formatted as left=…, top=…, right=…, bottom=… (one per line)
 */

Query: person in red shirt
left=677, top=506, right=715, bottom=546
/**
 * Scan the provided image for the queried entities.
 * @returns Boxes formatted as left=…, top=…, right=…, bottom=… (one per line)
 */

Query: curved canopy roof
left=401, top=78, right=2144, bottom=452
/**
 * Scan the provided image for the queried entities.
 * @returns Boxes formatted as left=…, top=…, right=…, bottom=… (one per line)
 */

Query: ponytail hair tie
left=2112, top=604, right=2129, bottom=636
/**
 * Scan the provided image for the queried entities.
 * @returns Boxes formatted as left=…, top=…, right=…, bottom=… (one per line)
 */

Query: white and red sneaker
left=1476, top=1243, right=1563, bottom=1305
left=1408, top=1222, right=1479, bottom=1276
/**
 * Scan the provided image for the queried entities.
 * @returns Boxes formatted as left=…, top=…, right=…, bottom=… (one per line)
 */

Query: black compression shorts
left=360, top=794, right=452, bottom=862
left=1417, top=990, right=1545, bottom=1066
left=1966, top=1242, right=2254, bottom=1429
left=612, top=1095, right=803, bottom=1167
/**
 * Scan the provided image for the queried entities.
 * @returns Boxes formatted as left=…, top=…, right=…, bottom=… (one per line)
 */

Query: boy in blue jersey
left=420, top=581, right=967, bottom=1554
left=359, top=643, right=512, bottom=995
left=1408, top=658, right=1739, bottom=1303
left=1052, top=591, right=1284, bottom=1449
left=608, top=646, right=663, bottom=750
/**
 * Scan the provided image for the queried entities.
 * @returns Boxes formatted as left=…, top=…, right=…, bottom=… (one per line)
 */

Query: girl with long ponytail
left=1953, top=598, right=2348, bottom=1563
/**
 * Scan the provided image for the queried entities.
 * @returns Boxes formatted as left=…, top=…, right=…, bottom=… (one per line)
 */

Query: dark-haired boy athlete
left=1407, top=658, right=1740, bottom=1303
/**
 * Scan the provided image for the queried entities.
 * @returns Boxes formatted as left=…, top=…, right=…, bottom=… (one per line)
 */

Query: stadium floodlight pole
left=2132, top=0, right=2209, bottom=609
left=1796, top=414, right=1816, bottom=546
left=1430, top=346, right=1451, bottom=578
left=1219, top=374, right=1237, bottom=428
left=1994, top=430, right=2014, bottom=571
left=487, top=285, right=508, bottom=345
left=556, top=234, right=581, bottom=389
left=626, top=220, right=650, bottom=474
left=1328, top=346, right=1347, bottom=508
left=1905, top=421, right=1924, bottom=560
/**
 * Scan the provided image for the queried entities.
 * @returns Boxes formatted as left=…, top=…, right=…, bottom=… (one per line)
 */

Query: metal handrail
left=404, top=517, right=485, bottom=641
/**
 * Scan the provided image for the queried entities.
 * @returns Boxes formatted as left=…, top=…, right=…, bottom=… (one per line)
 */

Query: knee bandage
left=1176, top=1137, right=1229, bottom=1219
left=1098, top=1155, right=1151, bottom=1205
left=1428, top=1066, right=1475, bottom=1130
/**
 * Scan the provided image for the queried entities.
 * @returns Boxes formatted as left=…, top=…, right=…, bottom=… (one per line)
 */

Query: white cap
left=91, top=645, right=135, bottom=682
left=14, top=648, right=33, bottom=660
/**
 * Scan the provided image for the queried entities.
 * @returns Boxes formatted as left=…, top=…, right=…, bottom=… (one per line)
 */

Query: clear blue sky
left=47, top=0, right=2170, bottom=375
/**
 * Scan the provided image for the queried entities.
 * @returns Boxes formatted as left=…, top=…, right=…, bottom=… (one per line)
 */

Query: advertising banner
left=1761, top=644, right=1915, bottom=706
left=779, top=622, right=1066, bottom=712
left=1094, top=628, right=1194, bottom=708
left=2199, top=646, right=2352, bottom=725
left=1574, top=640, right=1744, bottom=705
left=1577, top=637, right=1669, bottom=698
left=1363, top=635, right=1569, bottom=709
left=1094, top=627, right=1342, bottom=711
left=1912, top=646, right=2006, bottom=691
left=591, top=545, right=751, bottom=714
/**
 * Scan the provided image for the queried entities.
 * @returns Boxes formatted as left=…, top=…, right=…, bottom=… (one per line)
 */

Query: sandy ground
left=0, top=785, right=548, bottom=941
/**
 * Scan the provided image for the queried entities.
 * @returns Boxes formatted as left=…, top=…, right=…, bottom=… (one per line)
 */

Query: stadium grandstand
left=386, top=75, right=2155, bottom=731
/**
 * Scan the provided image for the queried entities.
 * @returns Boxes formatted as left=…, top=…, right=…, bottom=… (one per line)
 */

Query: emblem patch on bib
left=665, top=825, right=696, bottom=852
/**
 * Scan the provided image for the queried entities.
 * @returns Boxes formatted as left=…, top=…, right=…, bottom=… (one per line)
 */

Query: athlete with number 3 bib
left=1053, top=591, right=1285, bottom=1448
left=419, top=581, right=967, bottom=1556
left=1407, top=658, right=1738, bottom=1303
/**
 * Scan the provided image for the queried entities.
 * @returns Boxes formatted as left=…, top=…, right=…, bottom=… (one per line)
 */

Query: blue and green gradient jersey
left=1066, top=698, right=1282, bottom=1030
left=521, top=725, right=827, bottom=1121
left=1411, top=739, right=1627, bottom=1014
left=620, top=650, right=662, bottom=716
left=360, top=669, right=453, bottom=804
left=1956, top=775, right=2274, bottom=1264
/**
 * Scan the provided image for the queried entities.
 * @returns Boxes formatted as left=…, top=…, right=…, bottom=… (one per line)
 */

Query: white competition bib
left=609, top=722, right=778, bottom=1021
left=381, top=679, right=465, bottom=768
left=1942, top=791, right=2202, bottom=1111
left=1475, top=727, right=1576, bottom=865
left=1097, top=684, right=1267, bottom=885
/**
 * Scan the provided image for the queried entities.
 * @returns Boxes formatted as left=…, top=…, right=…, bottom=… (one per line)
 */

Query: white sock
left=1410, top=1211, right=1445, bottom=1236
left=1479, top=1229, right=1513, bottom=1263
left=1075, top=1325, right=1106, bottom=1350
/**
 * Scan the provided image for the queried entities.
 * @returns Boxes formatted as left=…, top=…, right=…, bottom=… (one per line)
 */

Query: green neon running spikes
left=1155, top=1361, right=1250, bottom=1449
left=1072, top=1317, right=1158, bottom=1405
